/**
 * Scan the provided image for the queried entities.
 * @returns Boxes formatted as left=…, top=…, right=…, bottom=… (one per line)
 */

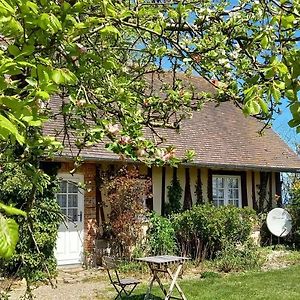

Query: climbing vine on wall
left=166, top=168, right=183, bottom=215
left=104, top=166, right=151, bottom=258
left=195, top=169, right=203, bottom=204
left=257, top=172, right=270, bottom=213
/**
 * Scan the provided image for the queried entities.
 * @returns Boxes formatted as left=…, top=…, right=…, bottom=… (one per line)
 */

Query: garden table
left=136, top=255, right=189, bottom=300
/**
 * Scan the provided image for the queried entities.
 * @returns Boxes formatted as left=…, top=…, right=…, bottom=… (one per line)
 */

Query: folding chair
left=102, top=256, right=140, bottom=299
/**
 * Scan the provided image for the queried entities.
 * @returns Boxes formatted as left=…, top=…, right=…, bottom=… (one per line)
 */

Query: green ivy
left=165, top=169, right=182, bottom=215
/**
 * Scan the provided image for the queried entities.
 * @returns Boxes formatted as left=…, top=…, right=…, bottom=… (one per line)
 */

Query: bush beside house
left=0, top=163, right=60, bottom=282
left=170, top=204, right=257, bottom=262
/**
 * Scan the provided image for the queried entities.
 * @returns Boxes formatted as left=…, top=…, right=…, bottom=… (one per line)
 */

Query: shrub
left=146, top=212, right=177, bottom=255
left=0, top=162, right=61, bottom=282
left=171, top=204, right=257, bottom=262
left=215, top=241, right=264, bottom=273
left=287, top=181, right=300, bottom=248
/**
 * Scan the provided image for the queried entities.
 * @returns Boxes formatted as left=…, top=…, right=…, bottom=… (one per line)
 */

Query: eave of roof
left=50, top=154, right=300, bottom=173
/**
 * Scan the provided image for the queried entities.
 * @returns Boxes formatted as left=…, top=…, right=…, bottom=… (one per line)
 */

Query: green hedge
left=285, top=182, right=300, bottom=248
left=171, top=204, right=257, bottom=262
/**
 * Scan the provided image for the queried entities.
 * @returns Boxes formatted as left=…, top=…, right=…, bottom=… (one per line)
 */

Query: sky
left=272, top=99, right=300, bottom=152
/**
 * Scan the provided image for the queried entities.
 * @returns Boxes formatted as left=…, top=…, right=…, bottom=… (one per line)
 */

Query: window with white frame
left=57, top=180, right=80, bottom=222
left=212, top=175, right=242, bottom=207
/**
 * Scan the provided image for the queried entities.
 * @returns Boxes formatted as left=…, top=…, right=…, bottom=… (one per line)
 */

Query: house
left=44, top=73, right=300, bottom=265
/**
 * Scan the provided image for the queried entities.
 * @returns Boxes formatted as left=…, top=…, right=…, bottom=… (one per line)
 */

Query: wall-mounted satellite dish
left=266, top=208, right=292, bottom=237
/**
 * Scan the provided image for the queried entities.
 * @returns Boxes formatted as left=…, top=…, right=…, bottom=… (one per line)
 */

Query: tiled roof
left=44, top=73, right=300, bottom=172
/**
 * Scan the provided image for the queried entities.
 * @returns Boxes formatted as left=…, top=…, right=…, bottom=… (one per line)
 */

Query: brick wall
left=82, top=163, right=97, bottom=252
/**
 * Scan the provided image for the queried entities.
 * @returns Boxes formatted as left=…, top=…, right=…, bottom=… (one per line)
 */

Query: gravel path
left=4, top=268, right=116, bottom=300
left=10, top=281, right=113, bottom=300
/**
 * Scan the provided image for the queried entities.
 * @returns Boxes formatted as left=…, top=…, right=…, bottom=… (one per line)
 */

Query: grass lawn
left=119, top=264, right=300, bottom=300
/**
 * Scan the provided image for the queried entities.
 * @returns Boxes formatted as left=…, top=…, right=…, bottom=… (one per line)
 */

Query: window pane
left=68, top=208, right=78, bottom=222
left=228, top=188, right=238, bottom=200
left=60, top=181, right=67, bottom=193
left=213, top=178, right=217, bottom=190
left=228, top=178, right=233, bottom=188
left=232, top=178, right=238, bottom=189
left=217, top=178, right=224, bottom=188
left=218, top=189, right=224, bottom=198
left=57, top=194, right=67, bottom=207
left=68, top=182, right=78, bottom=193
left=61, top=208, right=67, bottom=216
left=68, top=194, right=78, bottom=207
left=233, top=189, right=239, bottom=199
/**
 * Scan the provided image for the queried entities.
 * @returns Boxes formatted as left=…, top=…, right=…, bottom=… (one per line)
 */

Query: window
left=212, top=175, right=241, bottom=207
left=57, top=180, right=80, bottom=222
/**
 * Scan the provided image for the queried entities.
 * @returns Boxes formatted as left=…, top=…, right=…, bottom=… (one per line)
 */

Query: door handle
left=78, top=211, right=82, bottom=222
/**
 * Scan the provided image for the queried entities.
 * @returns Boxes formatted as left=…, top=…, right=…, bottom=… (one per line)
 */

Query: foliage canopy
left=0, top=0, right=300, bottom=270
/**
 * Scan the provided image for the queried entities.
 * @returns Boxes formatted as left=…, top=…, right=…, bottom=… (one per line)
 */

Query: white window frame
left=56, top=173, right=84, bottom=223
left=212, top=175, right=242, bottom=208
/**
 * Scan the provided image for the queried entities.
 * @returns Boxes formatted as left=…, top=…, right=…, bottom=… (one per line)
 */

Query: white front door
left=55, top=174, right=84, bottom=265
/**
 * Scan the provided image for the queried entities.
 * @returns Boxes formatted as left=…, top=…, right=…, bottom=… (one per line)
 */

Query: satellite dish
left=266, top=208, right=292, bottom=237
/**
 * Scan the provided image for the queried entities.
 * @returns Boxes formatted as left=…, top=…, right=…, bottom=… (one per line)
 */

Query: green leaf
left=277, top=62, right=289, bottom=75
left=52, top=69, right=64, bottom=84
left=244, top=100, right=261, bottom=115
left=0, top=203, right=26, bottom=217
left=261, top=35, right=269, bottom=49
left=286, top=89, right=296, bottom=101
left=271, top=85, right=281, bottom=102
left=37, top=64, right=50, bottom=83
left=281, top=15, right=295, bottom=28
left=258, top=98, right=269, bottom=114
left=38, top=13, right=50, bottom=30
left=103, top=58, right=117, bottom=70
left=52, top=69, right=77, bottom=85
left=0, top=114, right=24, bottom=144
left=288, top=119, right=300, bottom=128
left=264, top=67, right=275, bottom=79
left=21, top=44, right=35, bottom=56
left=36, top=90, right=50, bottom=100
left=290, top=102, right=300, bottom=116
left=49, top=14, right=62, bottom=32
left=25, top=1, right=38, bottom=14
left=0, top=214, right=19, bottom=259
left=7, top=45, right=20, bottom=57
left=25, top=77, right=38, bottom=87
left=0, top=0, right=15, bottom=14
left=61, top=69, right=77, bottom=84
left=100, top=25, right=120, bottom=37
